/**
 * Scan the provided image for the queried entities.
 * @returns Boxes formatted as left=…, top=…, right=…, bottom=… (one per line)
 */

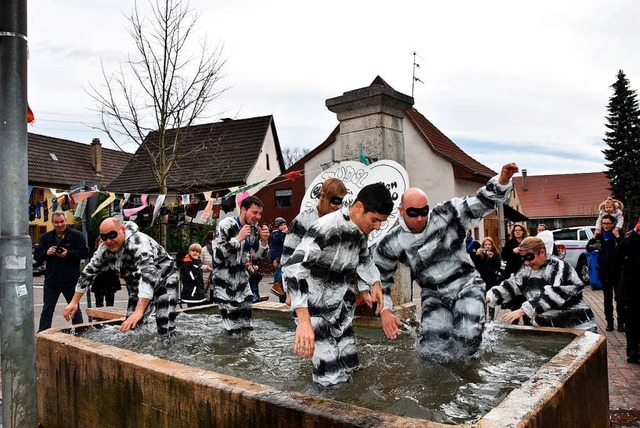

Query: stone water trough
left=36, top=303, right=609, bottom=427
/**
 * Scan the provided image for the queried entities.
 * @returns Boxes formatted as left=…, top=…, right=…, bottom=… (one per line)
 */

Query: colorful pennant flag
left=92, top=192, right=117, bottom=217
left=123, top=194, right=148, bottom=217
left=151, top=194, right=166, bottom=226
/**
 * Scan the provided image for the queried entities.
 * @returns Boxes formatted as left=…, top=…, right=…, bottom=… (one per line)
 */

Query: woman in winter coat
left=501, top=223, right=528, bottom=278
left=180, top=243, right=207, bottom=307
left=471, top=237, right=502, bottom=320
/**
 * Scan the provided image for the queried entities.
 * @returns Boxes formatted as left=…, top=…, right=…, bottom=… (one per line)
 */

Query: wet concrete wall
left=36, top=331, right=450, bottom=428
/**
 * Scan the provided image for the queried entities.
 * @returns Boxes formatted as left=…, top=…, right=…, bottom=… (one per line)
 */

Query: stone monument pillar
left=326, top=77, right=415, bottom=308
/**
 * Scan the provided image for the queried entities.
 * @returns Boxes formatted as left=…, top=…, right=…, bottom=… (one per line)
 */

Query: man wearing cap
left=374, top=163, right=519, bottom=360
left=269, top=217, right=288, bottom=302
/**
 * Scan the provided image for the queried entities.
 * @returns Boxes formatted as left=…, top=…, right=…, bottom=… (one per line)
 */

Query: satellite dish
left=301, top=160, right=409, bottom=247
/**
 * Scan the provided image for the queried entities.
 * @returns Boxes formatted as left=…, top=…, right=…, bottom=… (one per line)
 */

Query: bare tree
left=282, top=146, right=311, bottom=168
left=87, top=0, right=227, bottom=245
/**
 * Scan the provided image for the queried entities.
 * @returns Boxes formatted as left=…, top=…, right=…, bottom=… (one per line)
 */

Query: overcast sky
left=27, top=0, right=640, bottom=176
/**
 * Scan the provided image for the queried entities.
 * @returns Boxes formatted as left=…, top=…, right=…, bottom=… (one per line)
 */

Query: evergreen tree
left=603, top=70, right=640, bottom=221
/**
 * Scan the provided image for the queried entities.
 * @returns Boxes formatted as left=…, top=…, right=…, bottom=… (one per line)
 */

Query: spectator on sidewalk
left=594, top=197, right=624, bottom=238
left=618, top=218, right=640, bottom=364
left=34, top=211, right=88, bottom=332
left=586, top=214, right=624, bottom=332
left=180, top=243, right=208, bottom=307
left=502, top=224, right=528, bottom=278
left=471, top=237, right=502, bottom=321
left=269, top=217, right=288, bottom=303
left=246, top=253, right=268, bottom=303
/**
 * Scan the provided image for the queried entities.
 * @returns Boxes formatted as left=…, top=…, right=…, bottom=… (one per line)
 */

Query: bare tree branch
left=86, top=0, right=228, bottom=197
left=281, top=146, right=311, bottom=168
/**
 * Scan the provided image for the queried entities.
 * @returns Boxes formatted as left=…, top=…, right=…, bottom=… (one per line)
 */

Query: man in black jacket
left=34, top=210, right=89, bottom=332
left=586, top=214, right=624, bottom=332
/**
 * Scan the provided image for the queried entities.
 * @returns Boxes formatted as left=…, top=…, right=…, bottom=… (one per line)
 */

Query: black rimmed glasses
left=405, top=204, right=430, bottom=218
left=99, top=230, right=119, bottom=241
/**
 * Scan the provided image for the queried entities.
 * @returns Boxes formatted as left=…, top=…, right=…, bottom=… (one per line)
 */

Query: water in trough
left=80, top=311, right=571, bottom=425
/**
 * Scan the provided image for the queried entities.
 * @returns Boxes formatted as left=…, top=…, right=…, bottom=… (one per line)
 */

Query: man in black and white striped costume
left=283, top=183, right=392, bottom=386
left=212, top=196, right=270, bottom=334
left=64, top=218, right=179, bottom=335
left=374, top=163, right=518, bottom=359
left=486, top=236, right=596, bottom=331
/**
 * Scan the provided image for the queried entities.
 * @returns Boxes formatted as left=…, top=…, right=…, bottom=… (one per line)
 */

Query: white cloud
left=26, top=0, right=640, bottom=175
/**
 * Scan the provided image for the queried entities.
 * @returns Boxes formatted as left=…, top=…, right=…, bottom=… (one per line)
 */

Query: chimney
left=91, top=138, right=103, bottom=175
left=521, top=169, right=528, bottom=191
left=325, top=77, right=414, bottom=166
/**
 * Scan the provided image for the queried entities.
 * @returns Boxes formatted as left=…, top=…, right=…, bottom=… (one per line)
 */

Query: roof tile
left=513, top=172, right=610, bottom=218
left=108, top=116, right=281, bottom=194
left=28, top=133, right=131, bottom=188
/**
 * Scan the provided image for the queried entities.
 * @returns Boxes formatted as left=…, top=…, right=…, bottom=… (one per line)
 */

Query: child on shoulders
left=595, top=197, right=624, bottom=237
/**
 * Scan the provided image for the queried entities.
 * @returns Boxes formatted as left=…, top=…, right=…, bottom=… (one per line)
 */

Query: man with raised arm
left=374, top=163, right=518, bottom=359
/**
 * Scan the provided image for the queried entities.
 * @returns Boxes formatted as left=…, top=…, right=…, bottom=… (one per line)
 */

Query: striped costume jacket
left=487, top=255, right=596, bottom=330
left=283, top=205, right=379, bottom=319
left=211, top=216, right=269, bottom=303
left=374, top=177, right=512, bottom=358
left=77, top=221, right=178, bottom=334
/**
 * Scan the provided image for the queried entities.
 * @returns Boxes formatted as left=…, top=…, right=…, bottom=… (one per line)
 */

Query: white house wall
left=402, top=118, right=456, bottom=205
left=303, top=138, right=340, bottom=189
left=245, top=125, right=283, bottom=195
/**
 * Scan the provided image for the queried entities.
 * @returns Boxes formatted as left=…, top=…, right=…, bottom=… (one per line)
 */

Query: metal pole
left=0, top=0, right=39, bottom=426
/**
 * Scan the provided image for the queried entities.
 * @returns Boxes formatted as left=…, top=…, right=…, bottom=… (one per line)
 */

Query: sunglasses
left=330, top=196, right=343, bottom=206
left=405, top=204, right=430, bottom=218
left=520, top=252, right=536, bottom=262
left=99, top=230, right=119, bottom=241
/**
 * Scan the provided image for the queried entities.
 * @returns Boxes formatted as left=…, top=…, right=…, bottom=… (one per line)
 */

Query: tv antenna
left=412, top=51, right=424, bottom=98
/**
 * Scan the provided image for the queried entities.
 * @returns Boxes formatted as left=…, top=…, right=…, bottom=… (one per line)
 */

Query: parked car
left=551, top=226, right=596, bottom=284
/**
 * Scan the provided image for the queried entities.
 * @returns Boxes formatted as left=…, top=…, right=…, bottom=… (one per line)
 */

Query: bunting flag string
left=201, top=191, right=214, bottom=222
left=27, top=160, right=337, bottom=222
left=123, top=194, right=148, bottom=217
left=27, top=104, right=35, bottom=125
left=282, top=170, right=302, bottom=181
left=70, top=186, right=100, bottom=203
left=151, top=194, right=166, bottom=226
left=92, top=192, right=117, bottom=217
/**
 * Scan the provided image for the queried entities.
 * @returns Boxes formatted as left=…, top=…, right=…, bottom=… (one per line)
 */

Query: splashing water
left=80, top=311, right=571, bottom=425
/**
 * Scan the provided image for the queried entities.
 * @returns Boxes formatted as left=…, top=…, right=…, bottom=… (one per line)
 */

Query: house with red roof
left=255, top=77, right=517, bottom=245
left=512, top=170, right=611, bottom=233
